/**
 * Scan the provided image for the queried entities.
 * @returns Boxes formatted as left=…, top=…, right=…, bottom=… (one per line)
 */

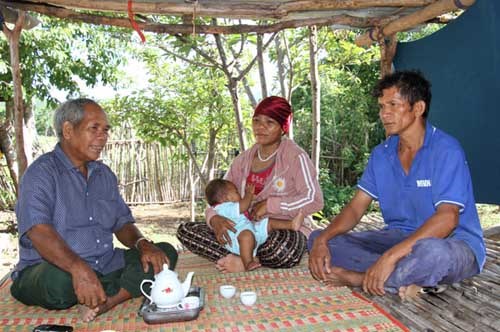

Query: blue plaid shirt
left=13, top=144, right=134, bottom=278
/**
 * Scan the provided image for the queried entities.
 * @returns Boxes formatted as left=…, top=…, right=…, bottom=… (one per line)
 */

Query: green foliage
left=0, top=15, right=129, bottom=108
left=104, top=49, right=237, bottom=168
left=318, top=168, right=355, bottom=217
left=292, top=29, right=383, bottom=195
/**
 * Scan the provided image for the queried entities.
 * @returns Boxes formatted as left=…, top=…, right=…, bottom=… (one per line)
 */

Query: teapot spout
left=182, top=272, right=194, bottom=297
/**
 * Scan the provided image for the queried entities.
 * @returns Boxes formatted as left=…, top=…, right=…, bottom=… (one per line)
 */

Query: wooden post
left=309, top=25, right=320, bottom=176
left=379, top=34, right=397, bottom=77
left=2, top=11, right=28, bottom=186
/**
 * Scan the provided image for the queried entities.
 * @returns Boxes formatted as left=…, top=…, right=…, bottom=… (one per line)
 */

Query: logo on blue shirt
left=416, top=179, right=432, bottom=187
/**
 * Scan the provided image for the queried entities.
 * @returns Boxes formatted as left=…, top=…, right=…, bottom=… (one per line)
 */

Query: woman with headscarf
left=177, top=96, right=324, bottom=272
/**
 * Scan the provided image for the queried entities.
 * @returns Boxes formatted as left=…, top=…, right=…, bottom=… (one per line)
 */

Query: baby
left=205, top=178, right=304, bottom=271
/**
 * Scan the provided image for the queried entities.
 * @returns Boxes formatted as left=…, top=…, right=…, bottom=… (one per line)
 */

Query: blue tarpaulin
left=394, top=0, right=500, bottom=204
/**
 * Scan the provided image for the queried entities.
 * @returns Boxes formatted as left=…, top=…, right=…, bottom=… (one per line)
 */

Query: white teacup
left=220, top=285, right=236, bottom=299
left=179, top=296, right=200, bottom=310
left=240, top=291, right=257, bottom=306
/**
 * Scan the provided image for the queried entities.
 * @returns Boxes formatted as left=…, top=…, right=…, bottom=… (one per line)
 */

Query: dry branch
left=355, top=0, right=475, bottom=46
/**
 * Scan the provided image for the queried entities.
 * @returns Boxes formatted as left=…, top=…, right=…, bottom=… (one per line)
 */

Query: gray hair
left=54, top=98, right=102, bottom=141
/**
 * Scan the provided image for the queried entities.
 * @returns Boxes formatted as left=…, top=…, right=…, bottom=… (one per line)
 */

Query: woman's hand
left=250, top=199, right=267, bottom=220
left=210, top=215, right=236, bottom=246
left=308, top=237, right=332, bottom=281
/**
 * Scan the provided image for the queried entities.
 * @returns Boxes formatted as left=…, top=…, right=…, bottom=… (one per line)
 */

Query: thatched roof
left=0, top=0, right=474, bottom=45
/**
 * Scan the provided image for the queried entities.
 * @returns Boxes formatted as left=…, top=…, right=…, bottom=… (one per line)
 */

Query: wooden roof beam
left=355, top=0, right=475, bottom=46
left=8, top=2, right=379, bottom=35
left=17, top=0, right=438, bottom=20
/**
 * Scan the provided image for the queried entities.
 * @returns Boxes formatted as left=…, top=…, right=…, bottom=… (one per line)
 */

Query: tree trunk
left=275, top=32, right=287, bottom=98
left=206, top=127, right=217, bottom=180
left=0, top=119, right=18, bottom=192
left=227, top=78, right=247, bottom=151
left=3, top=12, right=28, bottom=185
left=23, top=102, right=36, bottom=164
left=257, top=33, right=268, bottom=99
left=309, top=25, right=320, bottom=176
left=188, top=156, right=196, bottom=222
left=212, top=30, right=248, bottom=151
left=176, top=129, right=208, bottom=187
left=233, top=61, right=257, bottom=109
left=238, top=63, right=257, bottom=109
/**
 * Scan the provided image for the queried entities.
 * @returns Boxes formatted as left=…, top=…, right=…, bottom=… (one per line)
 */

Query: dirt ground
left=0, top=203, right=198, bottom=278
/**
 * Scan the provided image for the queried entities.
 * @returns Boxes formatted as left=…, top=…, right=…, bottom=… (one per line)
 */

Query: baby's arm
left=239, top=184, right=255, bottom=213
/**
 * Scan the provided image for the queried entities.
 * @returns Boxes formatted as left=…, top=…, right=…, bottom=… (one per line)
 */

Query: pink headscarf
left=253, top=96, right=293, bottom=134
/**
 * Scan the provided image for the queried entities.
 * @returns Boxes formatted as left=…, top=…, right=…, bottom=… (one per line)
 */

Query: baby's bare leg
left=238, top=230, right=261, bottom=271
left=268, top=211, right=304, bottom=232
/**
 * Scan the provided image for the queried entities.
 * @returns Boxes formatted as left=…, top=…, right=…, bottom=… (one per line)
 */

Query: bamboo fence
left=0, top=140, right=231, bottom=208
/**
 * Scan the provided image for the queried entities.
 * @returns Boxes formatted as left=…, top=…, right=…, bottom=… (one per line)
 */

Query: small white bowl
left=220, top=285, right=236, bottom=299
left=240, top=291, right=257, bottom=306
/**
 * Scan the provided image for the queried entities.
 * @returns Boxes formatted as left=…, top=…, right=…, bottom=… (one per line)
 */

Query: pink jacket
left=206, top=138, right=324, bottom=236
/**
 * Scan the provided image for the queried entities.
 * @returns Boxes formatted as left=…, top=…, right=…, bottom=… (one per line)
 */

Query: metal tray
left=138, top=286, right=205, bottom=324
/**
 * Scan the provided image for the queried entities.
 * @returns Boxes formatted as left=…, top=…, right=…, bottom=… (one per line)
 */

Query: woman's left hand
left=250, top=199, right=267, bottom=220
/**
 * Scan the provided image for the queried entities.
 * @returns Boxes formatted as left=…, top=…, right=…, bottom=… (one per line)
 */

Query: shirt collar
left=422, top=121, right=436, bottom=148
left=384, top=121, right=436, bottom=153
left=54, top=143, right=99, bottom=175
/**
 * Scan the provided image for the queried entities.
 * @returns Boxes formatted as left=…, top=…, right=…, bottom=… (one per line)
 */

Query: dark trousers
left=307, top=229, right=479, bottom=293
left=10, top=242, right=178, bottom=310
left=177, top=222, right=306, bottom=268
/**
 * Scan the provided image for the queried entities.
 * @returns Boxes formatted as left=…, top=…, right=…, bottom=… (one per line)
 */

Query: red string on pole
left=127, top=0, right=146, bottom=43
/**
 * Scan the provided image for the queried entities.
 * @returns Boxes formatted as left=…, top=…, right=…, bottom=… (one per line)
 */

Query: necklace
left=257, top=147, right=278, bottom=162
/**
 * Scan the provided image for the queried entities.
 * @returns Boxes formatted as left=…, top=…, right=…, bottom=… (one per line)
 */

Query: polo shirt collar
left=422, top=121, right=436, bottom=148
left=54, top=143, right=100, bottom=175
left=384, top=121, right=436, bottom=154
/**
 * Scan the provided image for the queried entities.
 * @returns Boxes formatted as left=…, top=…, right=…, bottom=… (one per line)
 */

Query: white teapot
left=140, top=264, right=194, bottom=308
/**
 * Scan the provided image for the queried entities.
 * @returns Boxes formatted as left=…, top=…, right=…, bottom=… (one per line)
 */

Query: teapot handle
left=140, top=279, right=154, bottom=303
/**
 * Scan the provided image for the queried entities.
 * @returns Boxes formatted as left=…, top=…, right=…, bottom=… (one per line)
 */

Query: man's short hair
left=373, top=70, right=432, bottom=118
left=54, top=98, right=102, bottom=141
left=205, top=179, right=232, bottom=206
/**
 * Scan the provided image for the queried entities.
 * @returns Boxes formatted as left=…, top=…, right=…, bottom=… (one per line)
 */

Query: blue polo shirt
left=358, top=122, right=486, bottom=271
left=13, top=144, right=134, bottom=278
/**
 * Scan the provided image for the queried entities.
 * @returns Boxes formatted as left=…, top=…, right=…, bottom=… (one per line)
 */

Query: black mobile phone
left=32, top=324, right=74, bottom=332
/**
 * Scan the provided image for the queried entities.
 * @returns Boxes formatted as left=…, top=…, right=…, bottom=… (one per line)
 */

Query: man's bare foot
left=322, top=267, right=364, bottom=287
left=215, top=254, right=245, bottom=273
left=245, top=260, right=261, bottom=271
left=79, top=288, right=132, bottom=322
left=398, top=284, right=421, bottom=301
left=79, top=305, right=100, bottom=322
left=291, top=211, right=305, bottom=231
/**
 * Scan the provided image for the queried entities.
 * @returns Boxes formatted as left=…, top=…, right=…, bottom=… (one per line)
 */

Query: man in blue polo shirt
left=308, top=70, right=485, bottom=299
left=11, top=99, right=178, bottom=321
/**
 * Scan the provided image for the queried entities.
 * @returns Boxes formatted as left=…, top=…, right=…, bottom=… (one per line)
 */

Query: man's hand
left=308, top=237, right=332, bottom=281
left=250, top=199, right=267, bottom=220
left=137, top=241, right=170, bottom=274
left=362, top=253, right=398, bottom=296
left=210, top=215, right=236, bottom=246
left=70, top=260, right=106, bottom=308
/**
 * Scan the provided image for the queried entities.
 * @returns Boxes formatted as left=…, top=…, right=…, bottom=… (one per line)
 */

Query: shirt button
left=89, top=217, right=93, bottom=221
left=95, top=260, right=99, bottom=264
left=86, top=192, right=89, bottom=196
left=96, top=239, right=100, bottom=243
left=104, top=244, right=108, bottom=248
